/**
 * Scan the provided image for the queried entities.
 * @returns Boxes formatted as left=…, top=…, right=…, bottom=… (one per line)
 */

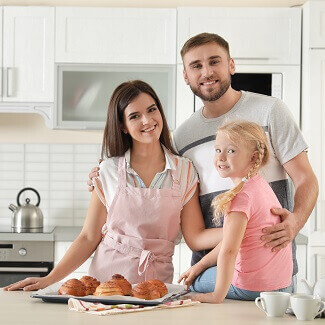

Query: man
left=172, top=33, right=318, bottom=292
left=88, top=33, right=318, bottom=292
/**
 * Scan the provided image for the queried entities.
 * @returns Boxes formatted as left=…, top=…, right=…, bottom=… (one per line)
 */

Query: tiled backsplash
left=0, top=144, right=101, bottom=227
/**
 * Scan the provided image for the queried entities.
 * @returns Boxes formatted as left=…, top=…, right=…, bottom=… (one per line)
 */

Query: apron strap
left=117, top=157, right=127, bottom=189
left=170, top=160, right=181, bottom=193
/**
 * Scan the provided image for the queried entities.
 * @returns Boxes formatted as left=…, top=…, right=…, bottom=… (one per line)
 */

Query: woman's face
left=122, top=92, right=163, bottom=145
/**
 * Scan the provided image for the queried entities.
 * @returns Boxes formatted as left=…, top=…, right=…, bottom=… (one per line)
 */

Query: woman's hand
left=178, top=263, right=205, bottom=287
left=2, top=276, right=53, bottom=291
left=190, top=292, right=222, bottom=304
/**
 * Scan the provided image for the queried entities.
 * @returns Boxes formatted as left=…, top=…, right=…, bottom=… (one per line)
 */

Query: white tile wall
left=0, top=143, right=101, bottom=227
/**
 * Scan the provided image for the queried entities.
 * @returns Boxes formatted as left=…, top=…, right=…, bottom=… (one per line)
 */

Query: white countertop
left=1, top=289, right=323, bottom=325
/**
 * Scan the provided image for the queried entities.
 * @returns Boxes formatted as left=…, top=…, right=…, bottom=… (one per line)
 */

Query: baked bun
left=79, top=276, right=100, bottom=295
left=93, top=280, right=124, bottom=296
left=111, top=274, right=132, bottom=295
left=147, top=279, right=168, bottom=297
left=58, top=278, right=87, bottom=296
left=131, top=281, right=160, bottom=300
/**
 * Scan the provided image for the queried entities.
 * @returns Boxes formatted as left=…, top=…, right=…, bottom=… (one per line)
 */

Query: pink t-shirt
left=226, top=174, right=293, bottom=291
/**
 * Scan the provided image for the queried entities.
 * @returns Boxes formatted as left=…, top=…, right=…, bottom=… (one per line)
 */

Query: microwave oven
left=55, top=64, right=176, bottom=130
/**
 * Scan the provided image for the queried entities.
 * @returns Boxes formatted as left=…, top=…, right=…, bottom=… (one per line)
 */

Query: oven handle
left=0, top=267, right=49, bottom=272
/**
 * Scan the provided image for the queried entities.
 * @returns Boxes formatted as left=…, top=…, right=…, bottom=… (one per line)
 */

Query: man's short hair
left=180, top=32, right=230, bottom=59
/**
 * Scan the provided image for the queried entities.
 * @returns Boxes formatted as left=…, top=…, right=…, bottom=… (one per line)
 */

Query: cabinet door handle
left=233, top=57, right=271, bottom=60
left=0, top=267, right=49, bottom=272
left=6, top=67, right=13, bottom=97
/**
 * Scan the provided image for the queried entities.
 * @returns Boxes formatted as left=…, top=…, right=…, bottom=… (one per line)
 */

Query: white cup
left=290, top=294, right=325, bottom=321
left=255, top=292, right=291, bottom=317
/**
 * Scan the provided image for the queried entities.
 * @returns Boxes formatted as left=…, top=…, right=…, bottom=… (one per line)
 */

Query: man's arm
left=261, top=151, right=318, bottom=251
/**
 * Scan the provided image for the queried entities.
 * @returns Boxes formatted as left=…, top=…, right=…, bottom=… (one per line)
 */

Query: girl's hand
left=177, top=263, right=204, bottom=287
left=2, top=276, right=53, bottom=291
left=190, top=292, right=223, bottom=304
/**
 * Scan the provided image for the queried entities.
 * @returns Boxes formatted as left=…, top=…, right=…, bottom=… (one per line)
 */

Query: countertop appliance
left=8, top=187, right=44, bottom=233
left=0, top=227, right=55, bottom=287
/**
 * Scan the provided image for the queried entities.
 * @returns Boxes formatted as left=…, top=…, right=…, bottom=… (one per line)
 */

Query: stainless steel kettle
left=9, top=187, right=44, bottom=233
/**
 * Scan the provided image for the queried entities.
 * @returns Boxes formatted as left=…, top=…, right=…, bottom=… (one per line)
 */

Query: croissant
left=131, top=281, right=161, bottom=300
left=58, top=278, right=87, bottom=296
left=111, top=274, right=132, bottom=296
left=93, top=280, right=124, bottom=296
left=79, top=275, right=100, bottom=295
left=147, top=279, right=168, bottom=297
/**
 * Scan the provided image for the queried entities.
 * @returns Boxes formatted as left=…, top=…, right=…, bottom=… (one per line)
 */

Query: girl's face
left=123, top=92, right=163, bottom=145
left=214, top=131, right=256, bottom=182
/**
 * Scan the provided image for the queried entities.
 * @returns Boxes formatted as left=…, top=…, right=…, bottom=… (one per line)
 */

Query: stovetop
left=0, top=226, right=55, bottom=242
left=0, top=226, right=55, bottom=234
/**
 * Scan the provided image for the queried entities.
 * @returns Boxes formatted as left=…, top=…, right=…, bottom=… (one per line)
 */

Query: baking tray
left=30, top=282, right=189, bottom=306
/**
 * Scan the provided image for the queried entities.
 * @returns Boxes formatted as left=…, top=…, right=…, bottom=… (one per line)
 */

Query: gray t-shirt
left=172, top=91, right=308, bottom=276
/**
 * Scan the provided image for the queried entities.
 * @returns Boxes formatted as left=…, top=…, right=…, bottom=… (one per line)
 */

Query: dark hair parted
left=180, top=32, right=230, bottom=59
left=102, top=80, right=177, bottom=158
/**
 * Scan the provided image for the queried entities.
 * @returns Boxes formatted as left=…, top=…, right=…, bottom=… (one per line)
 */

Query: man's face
left=182, top=42, right=235, bottom=102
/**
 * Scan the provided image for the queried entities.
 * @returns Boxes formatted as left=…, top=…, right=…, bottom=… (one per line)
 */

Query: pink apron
left=89, top=156, right=182, bottom=284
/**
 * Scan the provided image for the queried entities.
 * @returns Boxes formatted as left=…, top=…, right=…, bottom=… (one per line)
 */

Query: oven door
left=0, top=261, right=54, bottom=287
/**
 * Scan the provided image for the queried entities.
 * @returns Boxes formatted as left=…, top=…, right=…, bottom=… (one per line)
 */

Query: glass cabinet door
left=56, top=64, right=176, bottom=130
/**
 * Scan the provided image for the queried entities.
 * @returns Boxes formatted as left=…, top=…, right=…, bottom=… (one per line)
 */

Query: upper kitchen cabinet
left=2, top=7, right=54, bottom=102
left=55, top=7, right=176, bottom=64
left=304, top=0, right=325, bottom=48
left=177, top=7, right=301, bottom=65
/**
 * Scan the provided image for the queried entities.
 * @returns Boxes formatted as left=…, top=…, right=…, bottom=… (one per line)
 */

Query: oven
left=0, top=236, right=54, bottom=287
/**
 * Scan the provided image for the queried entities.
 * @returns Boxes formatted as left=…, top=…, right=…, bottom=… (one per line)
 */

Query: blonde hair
left=212, top=121, right=269, bottom=224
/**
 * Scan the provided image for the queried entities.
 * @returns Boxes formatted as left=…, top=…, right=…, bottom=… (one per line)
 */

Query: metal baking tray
left=31, top=282, right=190, bottom=306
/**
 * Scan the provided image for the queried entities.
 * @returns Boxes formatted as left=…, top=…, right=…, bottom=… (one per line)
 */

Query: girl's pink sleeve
left=228, top=191, right=252, bottom=220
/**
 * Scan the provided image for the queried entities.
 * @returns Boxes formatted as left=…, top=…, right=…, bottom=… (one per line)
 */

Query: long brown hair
left=211, top=121, right=270, bottom=224
left=102, top=80, right=177, bottom=158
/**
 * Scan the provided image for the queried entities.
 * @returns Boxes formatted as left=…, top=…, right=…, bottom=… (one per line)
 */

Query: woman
left=4, top=80, right=219, bottom=291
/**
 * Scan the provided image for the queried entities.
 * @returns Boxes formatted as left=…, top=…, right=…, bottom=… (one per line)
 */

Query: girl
left=178, top=120, right=293, bottom=303
left=4, top=80, right=219, bottom=291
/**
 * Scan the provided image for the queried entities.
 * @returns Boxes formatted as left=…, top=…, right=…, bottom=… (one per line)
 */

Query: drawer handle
left=0, top=267, right=49, bottom=272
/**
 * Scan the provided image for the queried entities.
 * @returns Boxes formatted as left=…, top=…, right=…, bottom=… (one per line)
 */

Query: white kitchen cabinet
left=173, top=242, right=192, bottom=284
left=296, top=244, right=307, bottom=293
left=307, top=247, right=325, bottom=285
left=55, top=7, right=176, bottom=64
left=54, top=241, right=93, bottom=280
left=301, top=49, right=325, bottom=247
left=304, top=1, right=325, bottom=48
left=1, top=7, right=54, bottom=102
left=177, top=7, right=301, bottom=65
left=302, top=0, right=325, bottom=286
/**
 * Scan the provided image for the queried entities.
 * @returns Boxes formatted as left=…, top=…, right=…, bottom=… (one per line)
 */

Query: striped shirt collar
left=124, top=144, right=176, bottom=175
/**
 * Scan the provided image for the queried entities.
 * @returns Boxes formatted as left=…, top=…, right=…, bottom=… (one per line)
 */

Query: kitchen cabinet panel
left=179, top=243, right=192, bottom=275
left=55, top=7, right=176, bottom=64
left=302, top=1, right=325, bottom=286
left=54, top=241, right=93, bottom=279
left=301, top=49, right=325, bottom=246
left=2, top=7, right=54, bottom=102
left=296, top=244, right=307, bottom=293
left=304, top=1, right=325, bottom=48
left=177, top=7, right=301, bottom=65
left=307, top=247, right=325, bottom=285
